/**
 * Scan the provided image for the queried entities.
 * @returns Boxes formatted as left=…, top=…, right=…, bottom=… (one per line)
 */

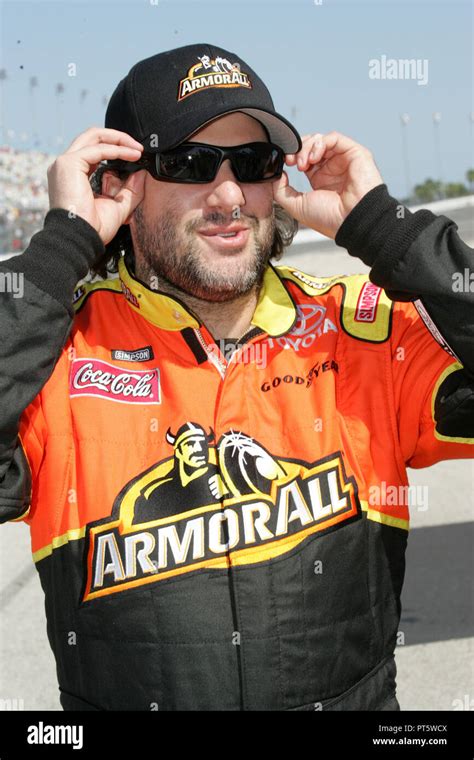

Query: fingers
left=48, top=144, right=142, bottom=186
left=285, top=133, right=323, bottom=168
left=286, top=131, right=360, bottom=173
left=272, top=169, right=303, bottom=209
left=75, top=143, right=142, bottom=170
left=50, top=141, right=143, bottom=185
left=66, top=126, right=143, bottom=154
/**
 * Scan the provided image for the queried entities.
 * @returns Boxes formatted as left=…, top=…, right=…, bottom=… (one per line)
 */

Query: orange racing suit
left=1, top=185, right=473, bottom=710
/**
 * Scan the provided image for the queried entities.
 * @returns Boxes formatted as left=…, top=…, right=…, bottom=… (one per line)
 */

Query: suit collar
left=118, top=256, right=297, bottom=337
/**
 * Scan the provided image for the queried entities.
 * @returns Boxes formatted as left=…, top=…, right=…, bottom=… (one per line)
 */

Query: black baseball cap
left=105, top=43, right=302, bottom=154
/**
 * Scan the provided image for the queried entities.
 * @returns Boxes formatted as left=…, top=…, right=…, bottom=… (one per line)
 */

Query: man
left=132, top=422, right=220, bottom=523
left=0, top=43, right=472, bottom=711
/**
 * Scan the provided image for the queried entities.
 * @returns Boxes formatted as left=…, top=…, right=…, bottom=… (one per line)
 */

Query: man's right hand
left=47, top=127, right=145, bottom=244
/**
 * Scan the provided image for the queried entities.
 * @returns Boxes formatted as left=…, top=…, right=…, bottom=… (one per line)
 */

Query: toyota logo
left=289, top=304, right=326, bottom=337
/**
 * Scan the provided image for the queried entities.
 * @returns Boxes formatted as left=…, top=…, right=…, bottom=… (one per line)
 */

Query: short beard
left=132, top=205, right=276, bottom=303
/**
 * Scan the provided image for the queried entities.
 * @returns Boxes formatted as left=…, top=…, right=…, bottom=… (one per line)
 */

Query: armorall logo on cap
left=178, top=54, right=252, bottom=101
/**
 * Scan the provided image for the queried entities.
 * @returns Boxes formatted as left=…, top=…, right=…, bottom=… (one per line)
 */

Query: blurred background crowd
left=0, top=146, right=49, bottom=255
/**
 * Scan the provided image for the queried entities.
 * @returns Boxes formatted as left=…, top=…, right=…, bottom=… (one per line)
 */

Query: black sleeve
left=335, top=184, right=474, bottom=377
left=0, top=209, right=104, bottom=521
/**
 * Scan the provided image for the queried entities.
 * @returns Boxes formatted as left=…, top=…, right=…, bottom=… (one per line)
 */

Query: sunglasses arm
left=102, top=154, right=154, bottom=176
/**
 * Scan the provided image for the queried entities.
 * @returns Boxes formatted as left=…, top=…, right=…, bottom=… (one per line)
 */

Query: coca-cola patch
left=69, top=358, right=161, bottom=405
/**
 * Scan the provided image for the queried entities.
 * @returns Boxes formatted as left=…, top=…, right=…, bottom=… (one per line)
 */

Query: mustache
left=189, top=212, right=258, bottom=233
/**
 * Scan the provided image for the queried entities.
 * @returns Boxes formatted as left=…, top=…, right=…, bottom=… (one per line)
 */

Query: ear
left=123, top=171, right=147, bottom=227
left=101, top=170, right=127, bottom=199
left=102, top=170, right=146, bottom=226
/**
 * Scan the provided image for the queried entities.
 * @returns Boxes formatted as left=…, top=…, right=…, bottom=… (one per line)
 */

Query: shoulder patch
left=277, top=266, right=345, bottom=296
left=277, top=266, right=393, bottom=343
left=340, top=275, right=393, bottom=343
left=432, top=363, right=474, bottom=444
left=73, top=277, right=122, bottom=313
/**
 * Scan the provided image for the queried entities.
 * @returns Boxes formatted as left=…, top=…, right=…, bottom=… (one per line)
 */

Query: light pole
left=29, top=76, right=39, bottom=148
left=432, top=112, right=443, bottom=194
left=0, top=69, right=7, bottom=145
left=400, top=113, right=411, bottom=200
left=55, top=83, right=65, bottom=148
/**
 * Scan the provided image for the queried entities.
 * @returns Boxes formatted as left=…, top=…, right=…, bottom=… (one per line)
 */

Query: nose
left=204, top=159, right=246, bottom=212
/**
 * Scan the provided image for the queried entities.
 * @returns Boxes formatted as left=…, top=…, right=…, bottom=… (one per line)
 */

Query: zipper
left=192, top=323, right=264, bottom=710
left=193, top=327, right=227, bottom=378
left=193, top=326, right=260, bottom=379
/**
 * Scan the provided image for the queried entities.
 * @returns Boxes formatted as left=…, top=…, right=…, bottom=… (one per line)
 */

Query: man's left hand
left=272, top=131, right=384, bottom=239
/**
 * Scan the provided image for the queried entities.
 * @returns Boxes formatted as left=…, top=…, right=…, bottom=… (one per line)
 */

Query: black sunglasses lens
left=154, top=143, right=284, bottom=182
left=157, top=145, right=219, bottom=181
left=233, top=144, right=283, bottom=181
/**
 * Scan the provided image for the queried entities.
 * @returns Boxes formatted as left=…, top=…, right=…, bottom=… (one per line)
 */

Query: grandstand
left=0, top=146, right=51, bottom=256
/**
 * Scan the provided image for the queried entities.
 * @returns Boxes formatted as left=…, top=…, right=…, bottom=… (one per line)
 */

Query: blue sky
left=1, top=0, right=473, bottom=198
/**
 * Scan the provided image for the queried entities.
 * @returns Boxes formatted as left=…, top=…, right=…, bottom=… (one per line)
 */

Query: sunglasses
left=106, top=141, right=285, bottom=184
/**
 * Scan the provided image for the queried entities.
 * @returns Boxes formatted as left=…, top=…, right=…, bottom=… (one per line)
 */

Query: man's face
left=129, top=112, right=276, bottom=302
left=177, top=437, right=208, bottom=468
